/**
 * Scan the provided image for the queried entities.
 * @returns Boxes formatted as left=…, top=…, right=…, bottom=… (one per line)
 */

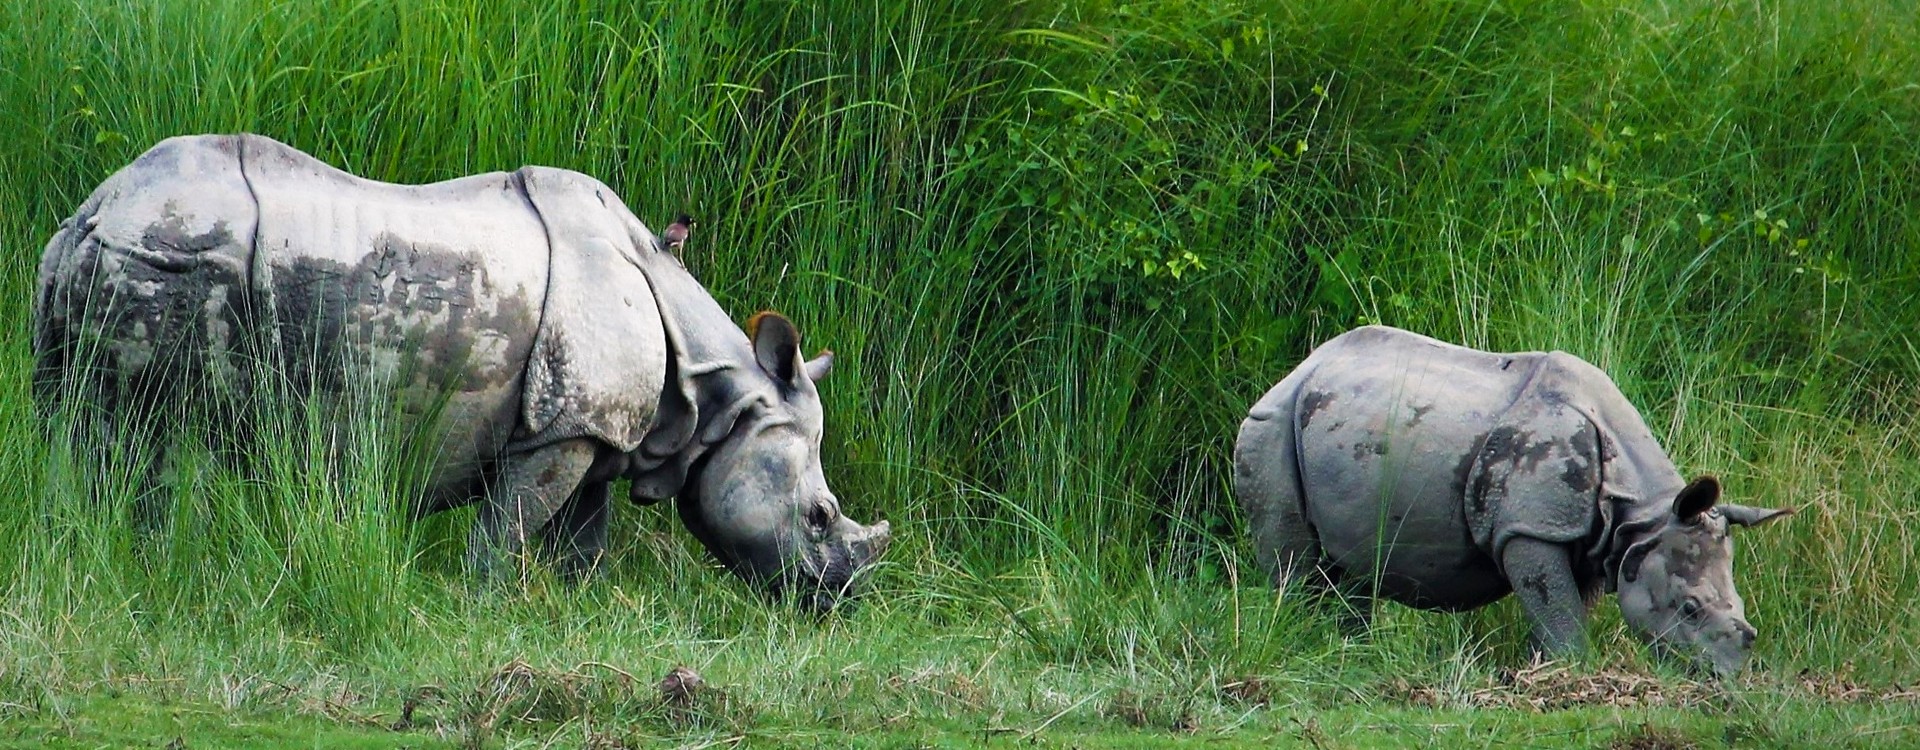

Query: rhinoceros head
left=671, top=312, right=891, bottom=611
left=1614, top=476, right=1791, bottom=676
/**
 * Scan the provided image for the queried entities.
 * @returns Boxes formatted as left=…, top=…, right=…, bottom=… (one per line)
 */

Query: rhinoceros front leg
left=467, top=438, right=600, bottom=583
left=1501, top=536, right=1590, bottom=658
left=542, top=481, right=611, bottom=582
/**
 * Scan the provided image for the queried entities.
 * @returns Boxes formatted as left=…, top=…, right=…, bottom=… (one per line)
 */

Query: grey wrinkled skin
left=1233, top=325, right=1790, bottom=675
left=34, top=134, right=890, bottom=610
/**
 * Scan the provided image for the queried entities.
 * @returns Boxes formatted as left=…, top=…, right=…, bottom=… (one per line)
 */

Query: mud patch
left=141, top=209, right=238, bottom=271
left=37, top=204, right=265, bottom=436
left=1454, top=435, right=1486, bottom=505
left=1519, top=572, right=1552, bottom=603
left=1561, top=456, right=1595, bottom=492
left=1486, top=426, right=1556, bottom=474
left=1406, top=403, right=1433, bottom=428
left=276, top=242, right=532, bottom=398
left=1300, top=389, right=1336, bottom=430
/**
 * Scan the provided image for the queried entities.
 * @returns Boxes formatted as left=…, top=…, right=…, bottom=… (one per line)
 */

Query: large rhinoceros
left=34, top=133, right=890, bottom=609
left=1233, top=325, right=1790, bottom=674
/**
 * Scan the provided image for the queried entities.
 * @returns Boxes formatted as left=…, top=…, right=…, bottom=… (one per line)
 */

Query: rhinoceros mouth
left=672, top=486, right=870, bottom=613
left=766, top=545, right=876, bottom=614
left=768, top=571, right=855, bottom=615
left=670, top=442, right=890, bottom=612
left=1640, top=625, right=1749, bottom=679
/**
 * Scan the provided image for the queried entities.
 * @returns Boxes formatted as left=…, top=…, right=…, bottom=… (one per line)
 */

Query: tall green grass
left=2, top=0, right=1917, bottom=739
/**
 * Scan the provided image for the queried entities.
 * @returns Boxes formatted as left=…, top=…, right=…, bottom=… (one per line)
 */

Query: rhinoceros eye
left=1681, top=597, right=1703, bottom=619
left=807, top=500, right=837, bottom=531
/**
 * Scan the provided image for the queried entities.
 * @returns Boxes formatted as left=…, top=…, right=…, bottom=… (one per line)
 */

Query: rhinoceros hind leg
left=1500, top=536, right=1589, bottom=658
left=50, top=388, right=173, bottom=534
left=1236, top=380, right=1375, bottom=632
left=125, top=440, right=172, bottom=534
left=467, top=438, right=599, bottom=584
left=1234, top=376, right=1335, bottom=596
left=1322, top=573, right=1378, bottom=636
left=542, top=481, right=611, bottom=583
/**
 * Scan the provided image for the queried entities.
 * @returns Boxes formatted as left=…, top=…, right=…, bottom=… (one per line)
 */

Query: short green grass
left=8, top=690, right=1916, bottom=749
left=6, top=695, right=431, bottom=750
left=3, top=0, right=1918, bottom=746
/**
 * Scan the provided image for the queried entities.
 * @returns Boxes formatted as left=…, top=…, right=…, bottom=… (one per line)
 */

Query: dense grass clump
left=1, top=0, right=1917, bottom=745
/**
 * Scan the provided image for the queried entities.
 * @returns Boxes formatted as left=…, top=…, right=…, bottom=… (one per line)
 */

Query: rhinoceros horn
left=1720, top=504, right=1794, bottom=527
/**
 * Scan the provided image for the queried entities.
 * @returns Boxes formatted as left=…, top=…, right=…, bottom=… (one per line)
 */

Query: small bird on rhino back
left=33, top=133, right=890, bottom=610
left=1233, top=325, right=1791, bottom=676
left=664, top=214, right=696, bottom=258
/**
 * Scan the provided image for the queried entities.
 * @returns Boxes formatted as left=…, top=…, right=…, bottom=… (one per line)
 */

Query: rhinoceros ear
left=804, top=350, right=833, bottom=382
left=749, top=311, right=806, bottom=388
left=1672, top=475, right=1721, bottom=521
left=1721, top=504, right=1794, bottom=527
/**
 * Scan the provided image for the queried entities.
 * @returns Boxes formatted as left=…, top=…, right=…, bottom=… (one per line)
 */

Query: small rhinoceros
left=1233, top=325, right=1790, bottom=674
left=34, top=134, right=890, bottom=609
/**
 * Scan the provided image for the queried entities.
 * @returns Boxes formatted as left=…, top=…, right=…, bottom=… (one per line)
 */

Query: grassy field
left=3, top=0, right=1918, bottom=746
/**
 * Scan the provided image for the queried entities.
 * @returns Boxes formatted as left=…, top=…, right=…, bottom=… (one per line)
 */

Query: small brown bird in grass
left=657, top=665, right=704, bottom=706
left=663, top=214, right=696, bottom=256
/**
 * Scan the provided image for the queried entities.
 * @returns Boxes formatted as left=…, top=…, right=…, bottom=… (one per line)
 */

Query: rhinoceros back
left=38, top=134, right=683, bottom=511
left=36, top=134, right=566, bottom=500
left=242, top=136, right=554, bottom=477
left=1268, top=326, right=1679, bottom=610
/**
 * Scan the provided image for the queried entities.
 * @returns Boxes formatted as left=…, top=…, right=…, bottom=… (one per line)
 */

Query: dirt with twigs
left=1382, top=659, right=1920, bottom=712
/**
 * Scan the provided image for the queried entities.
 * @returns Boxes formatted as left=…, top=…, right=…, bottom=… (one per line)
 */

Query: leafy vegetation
left=2, top=0, right=1917, bottom=745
